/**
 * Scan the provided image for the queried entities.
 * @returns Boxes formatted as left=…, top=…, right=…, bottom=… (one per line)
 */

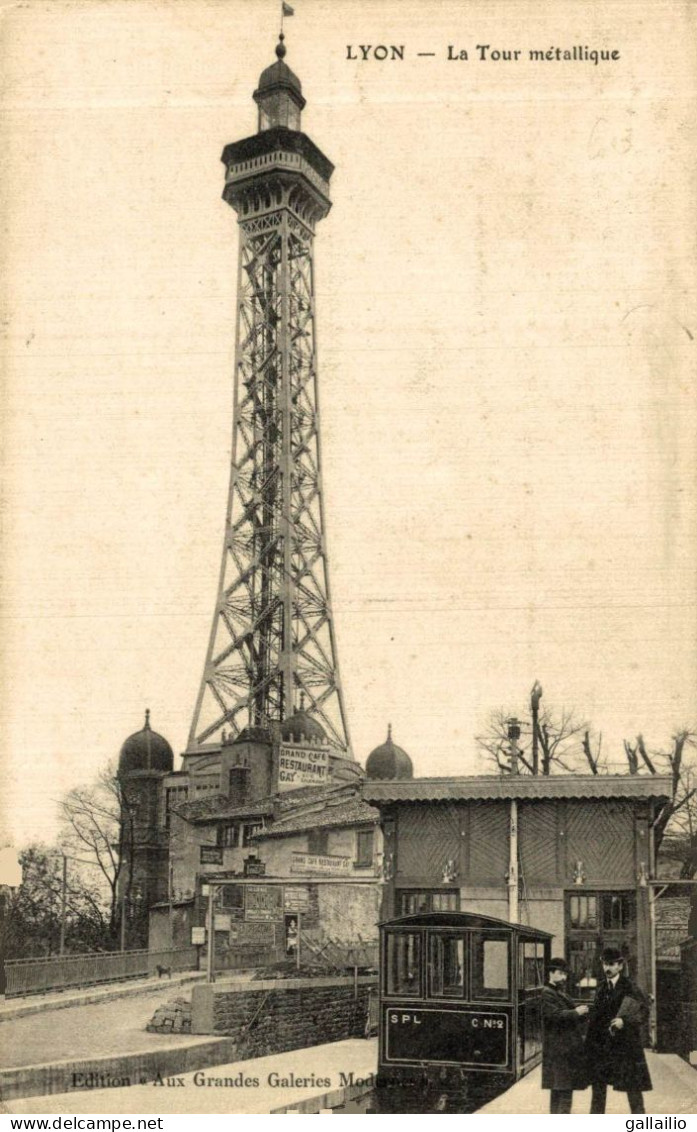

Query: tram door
left=517, top=939, right=546, bottom=1073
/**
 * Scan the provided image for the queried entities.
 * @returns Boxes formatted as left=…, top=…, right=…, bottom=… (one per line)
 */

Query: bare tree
left=59, top=764, right=130, bottom=945
left=476, top=689, right=595, bottom=776
left=582, top=729, right=603, bottom=775
left=623, top=730, right=697, bottom=876
left=623, top=739, right=640, bottom=775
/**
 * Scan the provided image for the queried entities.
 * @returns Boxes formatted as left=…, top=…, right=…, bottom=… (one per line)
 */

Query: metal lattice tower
left=187, top=36, right=351, bottom=756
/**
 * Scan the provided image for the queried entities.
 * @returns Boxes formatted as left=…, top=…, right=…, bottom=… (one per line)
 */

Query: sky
left=2, top=0, right=696, bottom=845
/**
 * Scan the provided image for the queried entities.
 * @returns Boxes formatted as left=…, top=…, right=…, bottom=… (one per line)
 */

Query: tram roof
left=363, top=773, right=672, bottom=804
left=379, top=911, right=552, bottom=937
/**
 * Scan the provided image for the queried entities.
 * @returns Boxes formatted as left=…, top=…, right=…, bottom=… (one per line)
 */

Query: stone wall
left=149, top=901, right=196, bottom=952
left=147, top=996, right=192, bottom=1034
left=191, top=975, right=376, bottom=1059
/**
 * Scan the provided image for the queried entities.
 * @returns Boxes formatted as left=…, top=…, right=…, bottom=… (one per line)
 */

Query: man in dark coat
left=541, top=957, right=589, bottom=1113
left=585, top=947, right=652, bottom=1114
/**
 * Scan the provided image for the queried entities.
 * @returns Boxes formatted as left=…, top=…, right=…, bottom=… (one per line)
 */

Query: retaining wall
left=191, top=975, right=377, bottom=1059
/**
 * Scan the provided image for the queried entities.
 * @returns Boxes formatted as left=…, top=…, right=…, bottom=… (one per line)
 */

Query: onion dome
left=253, top=34, right=306, bottom=131
left=255, top=34, right=305, bottom=104
left=280, top=696, right=327, bottom=745
left=366, top=724, right=413, bottom=780
left=118, top=709, right=174, bottom=775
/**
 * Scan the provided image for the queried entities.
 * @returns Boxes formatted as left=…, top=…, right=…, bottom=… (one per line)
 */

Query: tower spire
left=187, top=49, right=351, bottom=757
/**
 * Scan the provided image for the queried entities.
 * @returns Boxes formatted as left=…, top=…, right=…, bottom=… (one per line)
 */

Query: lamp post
left=206, top=884, right=216, bottom=984
left=168, top=856, right=174, bottom=951
left=506, top=717, right=522, bottom=775
left=49, top=850, right=96, bottom=956
left=504, top=721, right=523, bottom=922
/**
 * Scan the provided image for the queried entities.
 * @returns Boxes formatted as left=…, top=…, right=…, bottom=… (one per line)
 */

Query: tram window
left=430, top=934, right=465, bottom=998
left=521, top=940, right=544, bottom=989
left=386, top=931, right=421, bottom=996
left=472, top=934, right=510, bottom=1000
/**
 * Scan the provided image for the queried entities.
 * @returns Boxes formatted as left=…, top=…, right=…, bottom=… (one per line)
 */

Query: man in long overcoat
left=585, top=947, right=652, bottom=1114
left=541, top=957, right=589, bottom=1113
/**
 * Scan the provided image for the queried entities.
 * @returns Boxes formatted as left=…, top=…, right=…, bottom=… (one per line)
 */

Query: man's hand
left=609, top=1017, right=624, bottom=1032
left=575, top=1004, right=589, bottom=1016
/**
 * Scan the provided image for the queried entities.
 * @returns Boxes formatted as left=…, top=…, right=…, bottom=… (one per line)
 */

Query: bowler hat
left=601, top=947, right=624, bottom=964
left=548, top=957, right=569, bottom=972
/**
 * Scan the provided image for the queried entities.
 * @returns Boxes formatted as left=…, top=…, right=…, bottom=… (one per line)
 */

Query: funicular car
left=377, top=911, right=551, bottom=1108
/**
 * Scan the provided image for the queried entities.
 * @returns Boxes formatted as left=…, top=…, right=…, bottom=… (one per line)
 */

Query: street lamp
left=506, top=717, right=522, bottom=775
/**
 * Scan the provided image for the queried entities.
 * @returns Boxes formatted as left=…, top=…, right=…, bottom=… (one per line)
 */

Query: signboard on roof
left=277, top=743, right=329, bottom=791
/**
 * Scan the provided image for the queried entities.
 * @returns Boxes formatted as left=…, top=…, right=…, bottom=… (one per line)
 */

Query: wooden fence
left=4, top=946, right=199, bottom=998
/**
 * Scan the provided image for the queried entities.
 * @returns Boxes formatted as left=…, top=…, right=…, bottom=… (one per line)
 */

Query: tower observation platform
left=187, top=35, right=352, bottom=758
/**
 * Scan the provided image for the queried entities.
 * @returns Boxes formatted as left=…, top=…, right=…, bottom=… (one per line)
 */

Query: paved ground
left=0, top=970, right=261, bottom=1069
left=6, top=1039, right=696, bottom=1115
left=479, top=1052, right=697, bottom=1115
left=0, top=987, right=213, bottom=1070
left=0, top=972, right=206, bottom=1022
left=3, top=980, right=694, bottom=1116
left=6, top=1039, right=379, bottom=1115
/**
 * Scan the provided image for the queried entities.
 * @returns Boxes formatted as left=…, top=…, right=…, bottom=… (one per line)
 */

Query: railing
left=4, top=946, right=199, bottom=998
left=299, top=933, right=378, bottom=972
left=219, top=945, right=285, bottom=971
left=226, top=151, right=330, bottom=196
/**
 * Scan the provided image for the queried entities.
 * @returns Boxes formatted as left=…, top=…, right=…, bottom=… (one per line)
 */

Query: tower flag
left=282, top=3, right=295, bottom=15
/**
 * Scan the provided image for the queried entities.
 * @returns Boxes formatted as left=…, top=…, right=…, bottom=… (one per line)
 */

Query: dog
left=155, top=964, right=172, bottom=978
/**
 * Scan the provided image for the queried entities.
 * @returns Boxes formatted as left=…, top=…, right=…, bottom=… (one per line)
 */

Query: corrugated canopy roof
left=362, top=774, right=672, bottom=804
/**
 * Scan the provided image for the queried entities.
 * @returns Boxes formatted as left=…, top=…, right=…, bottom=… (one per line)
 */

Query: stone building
left=145, top=714, right=416, bottom=970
